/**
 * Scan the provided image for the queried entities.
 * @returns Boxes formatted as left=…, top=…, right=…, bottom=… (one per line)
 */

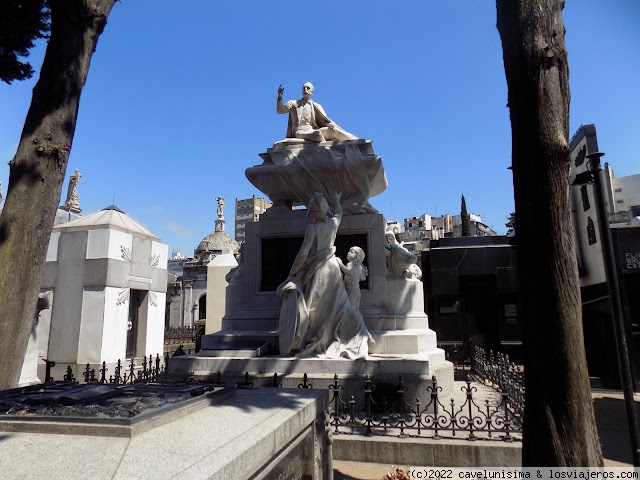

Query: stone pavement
left=332, top=383, right=639, bottom=479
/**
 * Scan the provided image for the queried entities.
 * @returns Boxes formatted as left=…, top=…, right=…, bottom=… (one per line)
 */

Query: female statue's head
left=307, top=192, right=331, bottom=222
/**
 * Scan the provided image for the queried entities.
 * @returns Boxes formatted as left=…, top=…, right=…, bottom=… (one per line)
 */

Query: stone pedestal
left=205, top=252, right=237, bottom=334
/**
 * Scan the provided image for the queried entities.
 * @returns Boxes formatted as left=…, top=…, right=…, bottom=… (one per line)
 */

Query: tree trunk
left=0, top=0, right=116, bottom=390
left=496, top=0, right=603, bottom=466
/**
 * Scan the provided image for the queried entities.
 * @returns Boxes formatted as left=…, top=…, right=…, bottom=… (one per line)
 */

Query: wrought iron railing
left=164, top=326, right=203, bottom=345
left=324, top=374, right=520, bottom=441
left=472, top=346, right=525, bottom=419
left=42, top=354, right=167, bottom=385
left=164, top=325, right=204, bottom=356
left=33, top=354, right=522, bottom=442
left=181, top=370, right=522, bottom=441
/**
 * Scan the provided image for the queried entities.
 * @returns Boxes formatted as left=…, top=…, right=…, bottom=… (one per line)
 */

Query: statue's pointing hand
left=278, top=84, right=284, bottom=99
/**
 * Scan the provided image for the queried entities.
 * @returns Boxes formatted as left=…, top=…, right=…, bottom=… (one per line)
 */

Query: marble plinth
left=167, top=353, right=454, bottom=398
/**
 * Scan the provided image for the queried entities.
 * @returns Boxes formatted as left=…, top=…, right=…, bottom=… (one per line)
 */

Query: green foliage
left=461, top=194, right=471, bottom=236
left=506, top=211, right=516, bottom=235
left=0, top=0, right=50, bottom=84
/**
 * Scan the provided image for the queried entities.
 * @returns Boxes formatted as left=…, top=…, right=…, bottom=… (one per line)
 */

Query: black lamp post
left=579, top=151, right=640, bottom=466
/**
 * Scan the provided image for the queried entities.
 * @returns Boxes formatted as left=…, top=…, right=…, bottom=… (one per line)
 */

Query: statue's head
left=307, top=192, right=330, bottom=222
left=302, top=82, right=314, bottom=99
left=385, top=232, right=396, bottom=244
left=347, top=246, right=365, bottom=264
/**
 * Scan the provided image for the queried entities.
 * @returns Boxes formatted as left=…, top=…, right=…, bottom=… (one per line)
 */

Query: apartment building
left=235, top=195, right=272, bottom=242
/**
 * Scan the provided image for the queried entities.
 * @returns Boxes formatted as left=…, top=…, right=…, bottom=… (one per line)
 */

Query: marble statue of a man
left=276, top=82, right=357, bottom=143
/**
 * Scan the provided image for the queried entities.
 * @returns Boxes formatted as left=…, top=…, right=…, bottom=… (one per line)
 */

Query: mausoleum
left=35, top=205, right=168, bottom=381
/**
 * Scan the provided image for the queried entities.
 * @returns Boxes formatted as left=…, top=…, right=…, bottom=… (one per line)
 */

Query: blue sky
left=1, top=1, right=639, bottom=255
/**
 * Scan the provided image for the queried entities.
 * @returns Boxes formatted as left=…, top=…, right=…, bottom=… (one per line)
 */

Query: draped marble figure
left=276, top=192, right=372, bottom=358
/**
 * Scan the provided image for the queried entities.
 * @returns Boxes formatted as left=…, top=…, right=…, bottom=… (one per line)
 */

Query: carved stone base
left=247, top=139, right=387, bottom=214
left=167, top=353, right=454, bottom=397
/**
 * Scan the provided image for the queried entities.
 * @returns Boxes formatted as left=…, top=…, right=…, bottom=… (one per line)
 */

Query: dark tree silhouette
left=0, top=0, right=118, bottom=389
left=460, top=194, right=471, bottom=237
left=496, top=0, right=603, bottom=466
left=505, top=211, right=516, bottom=235
left=0, top=0, right=50, bottom=84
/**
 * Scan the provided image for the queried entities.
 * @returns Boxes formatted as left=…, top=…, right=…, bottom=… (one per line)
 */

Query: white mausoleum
left=35, top=205, right=168, bottom=380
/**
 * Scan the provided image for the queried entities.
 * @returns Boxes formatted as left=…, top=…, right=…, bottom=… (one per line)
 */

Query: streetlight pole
left=587, top=151, right=640, bottom=467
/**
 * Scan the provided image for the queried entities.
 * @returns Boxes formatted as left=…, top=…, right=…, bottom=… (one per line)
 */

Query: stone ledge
left=333, top=435, right=521, bottom=467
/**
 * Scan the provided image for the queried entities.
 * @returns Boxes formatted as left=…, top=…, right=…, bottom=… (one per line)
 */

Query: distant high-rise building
left=607, top=165, right=640, bottom=221
left=235, top=196, right=272, bottom=241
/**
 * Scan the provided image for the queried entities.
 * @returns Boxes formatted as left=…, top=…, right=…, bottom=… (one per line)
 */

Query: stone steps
left=201, top=328, right=443, bottom=356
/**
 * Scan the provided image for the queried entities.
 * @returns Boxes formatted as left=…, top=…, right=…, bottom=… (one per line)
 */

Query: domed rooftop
left=196, top=230, right=239, bottom=255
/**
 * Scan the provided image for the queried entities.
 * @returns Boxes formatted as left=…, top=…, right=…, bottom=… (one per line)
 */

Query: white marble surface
left=0, top=388, right=328, bottom=480
left=247, top=139, right=387, bottom=214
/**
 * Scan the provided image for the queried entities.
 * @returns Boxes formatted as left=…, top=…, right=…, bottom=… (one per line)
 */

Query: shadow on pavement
left=593, top=395, right=639, bottom=466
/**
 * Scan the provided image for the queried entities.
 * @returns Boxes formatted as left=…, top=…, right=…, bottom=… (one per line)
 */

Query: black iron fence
left=43, top=354, right=167, bottom=385
left=326, top=374, right=521, bottom=442
left=164, top=326, right=204, bottom=345
left=183, top=370, right=522, bottom=441
left=35, top=349, right=524, bottom=442
left=472, top=346, right=525, bottom=419
left=164, top=326, right=204, bottom=356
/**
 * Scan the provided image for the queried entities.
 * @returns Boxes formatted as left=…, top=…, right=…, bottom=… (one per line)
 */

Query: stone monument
left=215, top=196, right=225, bottom=232
left=169, top=83, right=453, bottom=394
left=60, top=169, right=82, bottom=214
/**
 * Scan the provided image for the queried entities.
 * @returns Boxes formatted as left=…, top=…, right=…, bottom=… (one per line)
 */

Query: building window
left=617, top=200, right=625, bottom=204
left=587, top=217, right=597, bottom=245
left=574, top=144, right=587, bottom=167
left=615, top=188, right=622, bottom=193
left=580, top=185, right=590, bottom=212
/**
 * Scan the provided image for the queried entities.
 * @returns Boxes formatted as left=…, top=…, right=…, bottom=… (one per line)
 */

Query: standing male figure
left=276, top=82, right=358, bottom=143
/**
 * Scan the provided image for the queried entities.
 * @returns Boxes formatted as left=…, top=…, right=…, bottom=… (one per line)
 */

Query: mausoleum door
left=127, top=290, right=142, bottom=358
left=198, top=294, right=207, bottom=322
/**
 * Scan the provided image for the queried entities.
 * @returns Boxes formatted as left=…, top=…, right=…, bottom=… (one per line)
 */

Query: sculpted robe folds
left=276, top=208, right=370, bottom=359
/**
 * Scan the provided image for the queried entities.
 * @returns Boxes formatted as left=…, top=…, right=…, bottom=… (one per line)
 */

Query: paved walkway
left=333, top=384, right=639, bottom=479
